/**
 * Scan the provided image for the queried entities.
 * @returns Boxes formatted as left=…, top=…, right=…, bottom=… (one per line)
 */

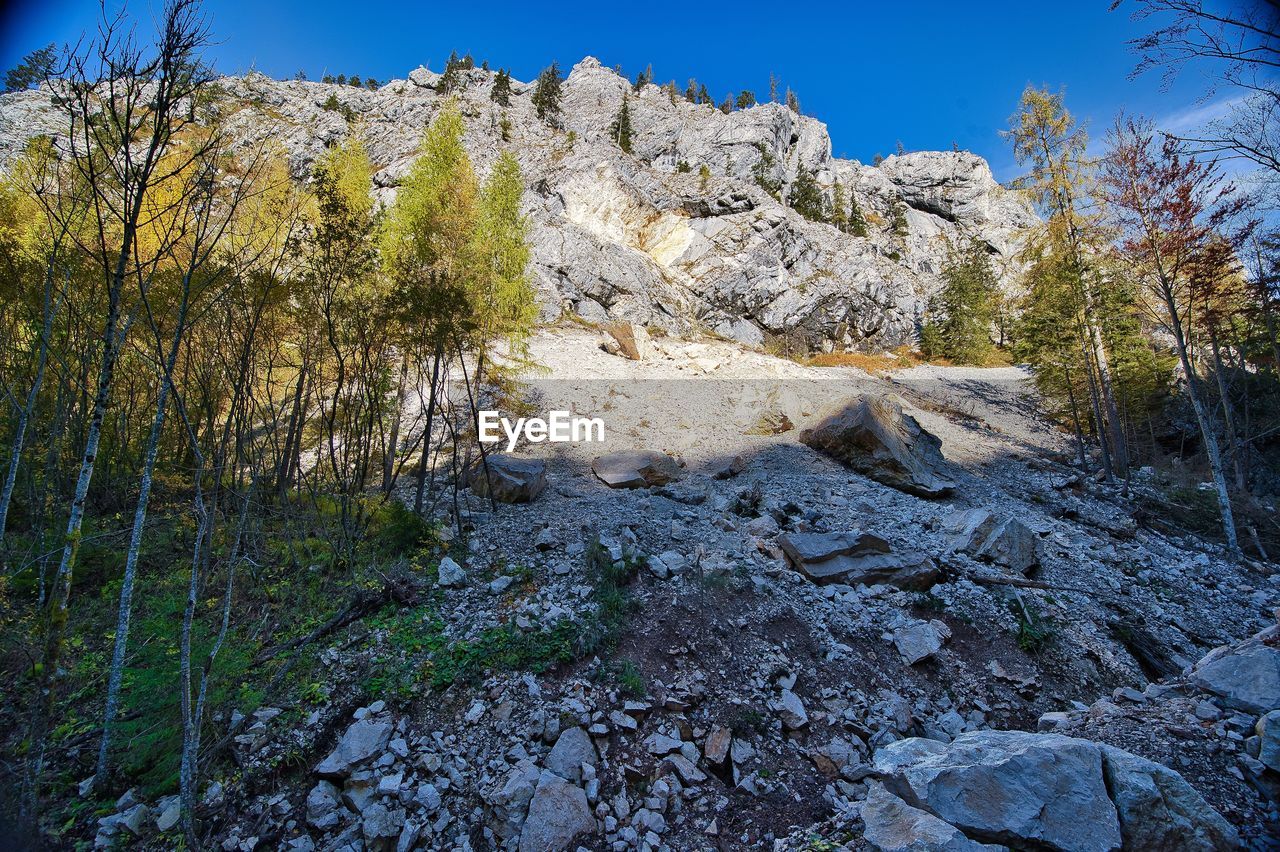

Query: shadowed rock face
left=777, top=530, right=939, bottom=589
left=0, top=59, right=1037, bottom=352
left=801, top=396, right=955, bottom=497
left=469, top=454, right=548, bottom=503
left=591, top=450, right=682, bottom=488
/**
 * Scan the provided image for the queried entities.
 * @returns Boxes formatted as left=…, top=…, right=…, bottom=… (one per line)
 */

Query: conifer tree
left=490, top=68, right=512, bottom=106
left=785, top=87, right=800, bottom=113
left=788, top=166, right=828, bottom=222
left=831, top=183, right=849, bottom=232
left=697, top=83, right=710, bottom=105
left=719, top=95, right=732, bottom=114
left=920, top=239, right=1000, bottom=364
left=751, top=142, right=781, bottom=199
left=737, top=90, right=756, bottom=109
left=685, top=79, right=698, bottom=102
left=847, top=187, right=869, bottom=237
left=532, top=61, right=563, bottom=125
left=3, top=43, right=57, bottom=92
left=611, top=93, right=634, bottom=153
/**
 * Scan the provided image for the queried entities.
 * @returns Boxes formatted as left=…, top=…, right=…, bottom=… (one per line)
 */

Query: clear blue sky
left=0, top=0, right=1221, bottom=181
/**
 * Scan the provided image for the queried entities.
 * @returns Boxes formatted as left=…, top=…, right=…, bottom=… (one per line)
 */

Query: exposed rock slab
left=777, top=530, right=939, bottom=589
left=1189, top=628, right=1280, bottom=714
left=801, top=396, right=954, bottom=497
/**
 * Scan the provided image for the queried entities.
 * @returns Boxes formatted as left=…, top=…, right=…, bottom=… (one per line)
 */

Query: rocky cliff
left=0, top=57, right=1037, bottom=350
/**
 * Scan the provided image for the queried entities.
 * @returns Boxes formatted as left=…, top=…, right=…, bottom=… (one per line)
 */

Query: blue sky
left=0, top=0, right=1223, bottom=181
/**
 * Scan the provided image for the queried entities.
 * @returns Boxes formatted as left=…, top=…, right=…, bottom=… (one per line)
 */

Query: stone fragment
left=316, top=718, right=393, bottom=778
left=603, top=321, right=653, bottom=360
left=945, top=508, right=1039, bottom=574
left=546, top=727, right=597, bottom=783
left=892, top=620, right=951, bottom=665
left=861, top=784, right=1002, bottom=852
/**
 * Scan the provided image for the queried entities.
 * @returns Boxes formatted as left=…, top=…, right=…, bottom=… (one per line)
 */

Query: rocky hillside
left=82, top=326, right=1280, bottom=851
left=0, top=57, right=1036, bottom=350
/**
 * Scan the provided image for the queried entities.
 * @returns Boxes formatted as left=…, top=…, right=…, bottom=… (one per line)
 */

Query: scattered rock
left=546, top=727, right=597, bottom=783
left=800, top=396, right=955, bottom=497
left=778, top=689, right=809, bottom=730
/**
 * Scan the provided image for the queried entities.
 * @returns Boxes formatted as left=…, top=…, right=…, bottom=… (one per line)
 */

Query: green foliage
left=736, top=90, right=756, bottom=109
left=919, top=239, right=1001, bottom=364
left=320, top=93, right=355, bottom=121
left=532, top=62, right=563, bottom=125
left=889, top=199, right=909, bottom=237
left=611, top=94, right=634, bottom=154
left=1009, top=599, right=1056, bottom=654
left=698, top=163, right=711, bottom=191
left=788, top=166, right=829, bottom=223
left=439, top=50, right=465, bottom=93
left=613, top=659, right=645, bottom=696
left=4, top=43, right=56, bottom=93
left=676, top=160, right=691, bottom=173
left=751, top=142, right=781, bottom=200
left=490, top=68, right=512, bottom=106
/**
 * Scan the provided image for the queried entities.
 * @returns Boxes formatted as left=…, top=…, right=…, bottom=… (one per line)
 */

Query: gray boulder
left=545, top=727, right=597, bottom=783
left=777, top=530, right=939, bottom=589
left=874, top=731, right=1121, bottom=851
left=436, top=556, right=466, bottom=588
left=944, top=508, right=1039, bottom=574
left=860, top=784, right=1003, bottom=852
left=1189, top=629, right=1280, bottom=714
left=591, top=450, right=682, bottom=488
left=518, top=771, right=596, bottom=852
left=1257, top=709, right=1280, bottom=772
left=360, top=802, right=405, bottom=846
left=893, top=620, right=951, bottom=665
left=876, top=731, right=1237, bottom=852
left=315, top=718, right=393, bottom=778
left=801, top=396, right=955, bottom=497
left=1099, top=743, right=1240, bottom=850
left=469, top=454, right=548, bottom=503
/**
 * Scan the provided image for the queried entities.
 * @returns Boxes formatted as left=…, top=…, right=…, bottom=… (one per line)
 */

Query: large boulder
left=591, top=450, right=682, bottom=488
left=518, top=771, right=596, bottom=852
left=860, top=784, right=1003, bottom=852
left=800, top=396, right=954, bottom=497
left=874, top=732, right=1120, bottom=851
left=1099, top=743, right=1240, bottom=851
left=315, top=718, right=393, bottom=778
left=777, top=530, right=939, bottom=589
left=545, top=727, right=597, bottom=783
left=892, top=620, right=951, bottom=665
left=1189, top=627, right=1280, bottom=714
left=469, top=454, right=548, bottom=503
left=944, top=508, right=1039, bottom=574
left=875, top=731, right=1238, bottom=852
left=603, top=321, right=653, bottom=360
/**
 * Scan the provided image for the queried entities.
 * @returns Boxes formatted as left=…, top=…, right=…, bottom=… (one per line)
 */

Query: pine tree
left=685, top=79, right=698, bottom=102
left=831, top=183, right=849, bottom=232
left=785, top=87, right=800, bottom=113
left=611, top=94, right=634, bottom=154
left=697, top=83, right=710, bottom=105
left=532, top=62, right=563, bottom=125
left=490, top=68, right=512, bottom=106
left=847, top=189, right=868, bottom=237
left=366, top=77, right=379, bottom=89
left=633, top=64, right=652, bottom=92
left=440, top=51, right=463, bottom=93
left=349, top=75, right=361, bottom=88
left=788, top=166, right=828, bottom=222
left=699, top=163, right=712, bottom=191
left=751, top=143, right=781, bottom=199
left=4, top=43, right=57, bottom=93
left=736, top=90, right=756, bottom=109
left=769, top=72, right=779, bottom=103
left=920, top=239, right=1001, bottom=364
left=719, top=95, right=732, bottom=114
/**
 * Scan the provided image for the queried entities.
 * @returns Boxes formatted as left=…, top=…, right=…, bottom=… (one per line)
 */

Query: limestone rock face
left=0, top=60, right=1038, bottom=351
left=801, top=396, right=955, bottom=497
